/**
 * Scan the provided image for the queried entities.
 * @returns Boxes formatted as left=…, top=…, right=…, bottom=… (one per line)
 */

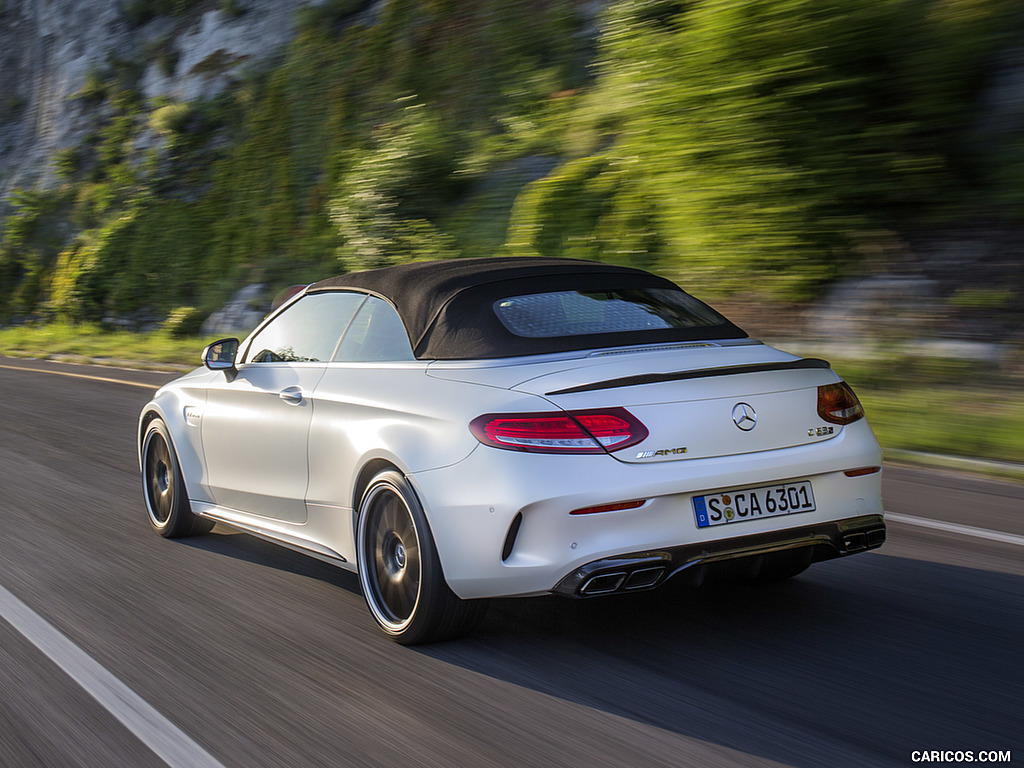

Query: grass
left=0, top=323, right=216, bottom=369
left=861, top=388, right=1024, bottom=475
left=1, top=323, right=1021, bottom=478
left=828, top=351, right=1024, bottom=478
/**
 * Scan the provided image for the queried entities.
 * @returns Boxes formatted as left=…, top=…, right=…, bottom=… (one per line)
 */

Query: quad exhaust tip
left=843, top=528, right=886, bottom=552
left=554, top=553, right=673, bottom=597
left=579, top=566, right=668, bottom=595
left=552, top=515, right=887, bottom=599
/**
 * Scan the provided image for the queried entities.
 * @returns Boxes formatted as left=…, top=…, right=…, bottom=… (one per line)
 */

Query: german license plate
left=693, top=481, right=815, bottom=528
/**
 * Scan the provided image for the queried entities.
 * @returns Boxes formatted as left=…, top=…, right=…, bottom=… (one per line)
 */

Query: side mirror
left=203, top=338, right=239, bottom=380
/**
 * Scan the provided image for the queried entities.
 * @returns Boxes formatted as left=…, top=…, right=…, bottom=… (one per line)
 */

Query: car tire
left=357, top=470, right=486, bottom=644
left=142, top=418, right=213, bottom=538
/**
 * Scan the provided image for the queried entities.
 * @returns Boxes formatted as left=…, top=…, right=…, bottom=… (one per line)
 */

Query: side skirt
left=190, top=501, right=357, bottom=572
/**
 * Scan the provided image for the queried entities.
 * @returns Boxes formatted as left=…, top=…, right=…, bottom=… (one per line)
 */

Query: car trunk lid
left=510, top=345, right=841, bottom=464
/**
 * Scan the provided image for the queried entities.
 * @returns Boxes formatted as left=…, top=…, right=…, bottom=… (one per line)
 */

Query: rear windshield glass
left=493, top=288, right=727, bottom=338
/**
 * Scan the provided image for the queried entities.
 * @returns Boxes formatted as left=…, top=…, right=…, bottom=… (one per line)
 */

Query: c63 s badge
left=636, top=446, right=688, bottom=459
left=184, top=405, right=203, bottom=427
left=808, top=425, right=835, bottom=437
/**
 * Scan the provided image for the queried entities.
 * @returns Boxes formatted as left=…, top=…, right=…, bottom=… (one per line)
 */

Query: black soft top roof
left=308, top=257, right=745, bottom=360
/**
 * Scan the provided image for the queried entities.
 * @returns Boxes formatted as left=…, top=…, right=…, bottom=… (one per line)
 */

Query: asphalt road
left=0, top=357, right=1020, bottom=768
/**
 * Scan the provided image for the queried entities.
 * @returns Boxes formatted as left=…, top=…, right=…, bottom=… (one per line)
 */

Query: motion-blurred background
left=0, top=0, right=1021, bottom=468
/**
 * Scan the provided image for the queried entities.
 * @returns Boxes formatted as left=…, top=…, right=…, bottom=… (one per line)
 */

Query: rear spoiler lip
left=545, top=358, right=832, bottom=396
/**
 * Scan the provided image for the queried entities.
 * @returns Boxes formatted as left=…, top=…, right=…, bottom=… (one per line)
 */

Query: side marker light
left=844, top=467, right=881, bottom=477
left=570, top=500, right=647, bottom=516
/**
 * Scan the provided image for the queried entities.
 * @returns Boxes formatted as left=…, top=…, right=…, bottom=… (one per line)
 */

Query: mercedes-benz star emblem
left=732, top=402, right=757, bottom=431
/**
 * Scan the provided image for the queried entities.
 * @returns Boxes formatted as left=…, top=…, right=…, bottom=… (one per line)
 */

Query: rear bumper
left=409, top=419, right=883, bottom=600
left=552, top=514, right=885, bottom=597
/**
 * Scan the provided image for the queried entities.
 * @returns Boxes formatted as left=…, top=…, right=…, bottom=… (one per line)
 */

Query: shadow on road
left=171, top=524, right=1021, bottom=768
left=177, top=527, right=362, bottom=596
left=419, top=553, right=1022, bottom=768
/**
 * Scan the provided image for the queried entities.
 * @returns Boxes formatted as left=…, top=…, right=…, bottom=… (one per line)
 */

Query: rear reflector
left=817, top=381, right=865, bottom=425
left=570, top=499, right=647, bottom=516
left=470, top=408, right=648, bottom=454
left=844, top=466, right=881, bottom=477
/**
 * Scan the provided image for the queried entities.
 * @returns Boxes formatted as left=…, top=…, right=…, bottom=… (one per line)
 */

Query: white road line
left=0, top=583, right=227, bottom=768
left=0, top=363, right=161, bottom=390
left=885, top=511, right=1024, bottom=547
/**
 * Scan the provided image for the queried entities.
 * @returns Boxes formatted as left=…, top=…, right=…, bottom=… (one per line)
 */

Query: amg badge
left=636, top=447, right=688, bottom=459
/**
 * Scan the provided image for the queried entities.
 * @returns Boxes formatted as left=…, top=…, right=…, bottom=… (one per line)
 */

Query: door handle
left=278, top=387, right=304, bottom=405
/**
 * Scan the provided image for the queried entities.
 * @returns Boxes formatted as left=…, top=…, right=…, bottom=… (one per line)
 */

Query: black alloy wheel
left=357, top=470, right=486, bottom=644
left=142, top=417, right=212, bottom=538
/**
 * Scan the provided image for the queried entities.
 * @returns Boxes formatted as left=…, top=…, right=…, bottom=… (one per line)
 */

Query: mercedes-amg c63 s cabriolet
left=139, top=257, right=884, bottom=643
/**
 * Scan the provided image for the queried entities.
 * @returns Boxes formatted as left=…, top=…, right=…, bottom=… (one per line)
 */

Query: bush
left=296, top=0, right=368, bottom=33
left=76, top=69, right=107, bottom=102
left=53, top=147, right=82, bottom=180
left=161, top=306, right=205, bottom=338
left=150, top=103, right=192, bottom=135
left=330, top=103, right=462, bottom=270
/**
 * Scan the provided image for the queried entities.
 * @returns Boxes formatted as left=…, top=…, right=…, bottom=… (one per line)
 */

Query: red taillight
left=817, top=381, right=865, bottom=425
left=470, top=408, right=649, bottom=454
left=571, top=499, right=647, bottom=515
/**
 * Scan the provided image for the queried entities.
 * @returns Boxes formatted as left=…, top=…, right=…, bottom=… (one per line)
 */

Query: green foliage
left=507, top=153, right=664, bottom=271
left=442, top=157, right=560, bottom=260
left=860, top=386, right=1024, bottom=465
left=3, top=0, right=594, bottom=320
left=52, top=148, right=82, bottom=181
left=0, top=188, right=74, bottom=320
left=190, top=50, right=249, bottom=77
left=76, top=69, right=107, bottom=103
left=0, top=322, right=218, bottom=367
left=296, top=0, right=368, bottom=33
left=330, top=102, right=462, bottom=270
left=49, top=199, right=211, bottom=320
left=503, top=0, right=1023, bottom=298
left=948, top=287, right=1015, bottom=310
left=149, top=103, right=192, bottom=135
left=161, top=306, right=206, bottom=337
left=2, top=0, right=1021, bottom=323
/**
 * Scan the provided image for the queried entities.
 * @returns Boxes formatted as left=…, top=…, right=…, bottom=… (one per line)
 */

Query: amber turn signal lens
left=844, top=466, right=880, bottom=477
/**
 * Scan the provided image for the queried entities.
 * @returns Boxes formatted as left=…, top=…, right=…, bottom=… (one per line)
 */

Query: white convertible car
left=139, top=257, right=884, bottom=643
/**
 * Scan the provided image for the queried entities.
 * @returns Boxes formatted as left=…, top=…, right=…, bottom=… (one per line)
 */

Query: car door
left=201, top=291, right=367, bottom=523
left=305, top=296, right=423, bottom=553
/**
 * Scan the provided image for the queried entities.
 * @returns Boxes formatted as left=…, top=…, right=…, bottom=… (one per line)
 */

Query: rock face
left=138, top=2, right=314, bottom=104
left=1, top=0, right=129, bottom=194
left=201, top=283, right=269, bottom=336
left=0, top=0, right=319, bottom=203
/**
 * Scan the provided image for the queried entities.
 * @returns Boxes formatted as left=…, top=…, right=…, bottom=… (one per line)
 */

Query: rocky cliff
left=0, top=0, right=322, bottom=201
left=1, top=0, right=1021, bottom=349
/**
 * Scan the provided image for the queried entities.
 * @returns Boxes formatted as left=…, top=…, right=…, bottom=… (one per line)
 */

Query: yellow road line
left=0, top=363, right=161, bottom=390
